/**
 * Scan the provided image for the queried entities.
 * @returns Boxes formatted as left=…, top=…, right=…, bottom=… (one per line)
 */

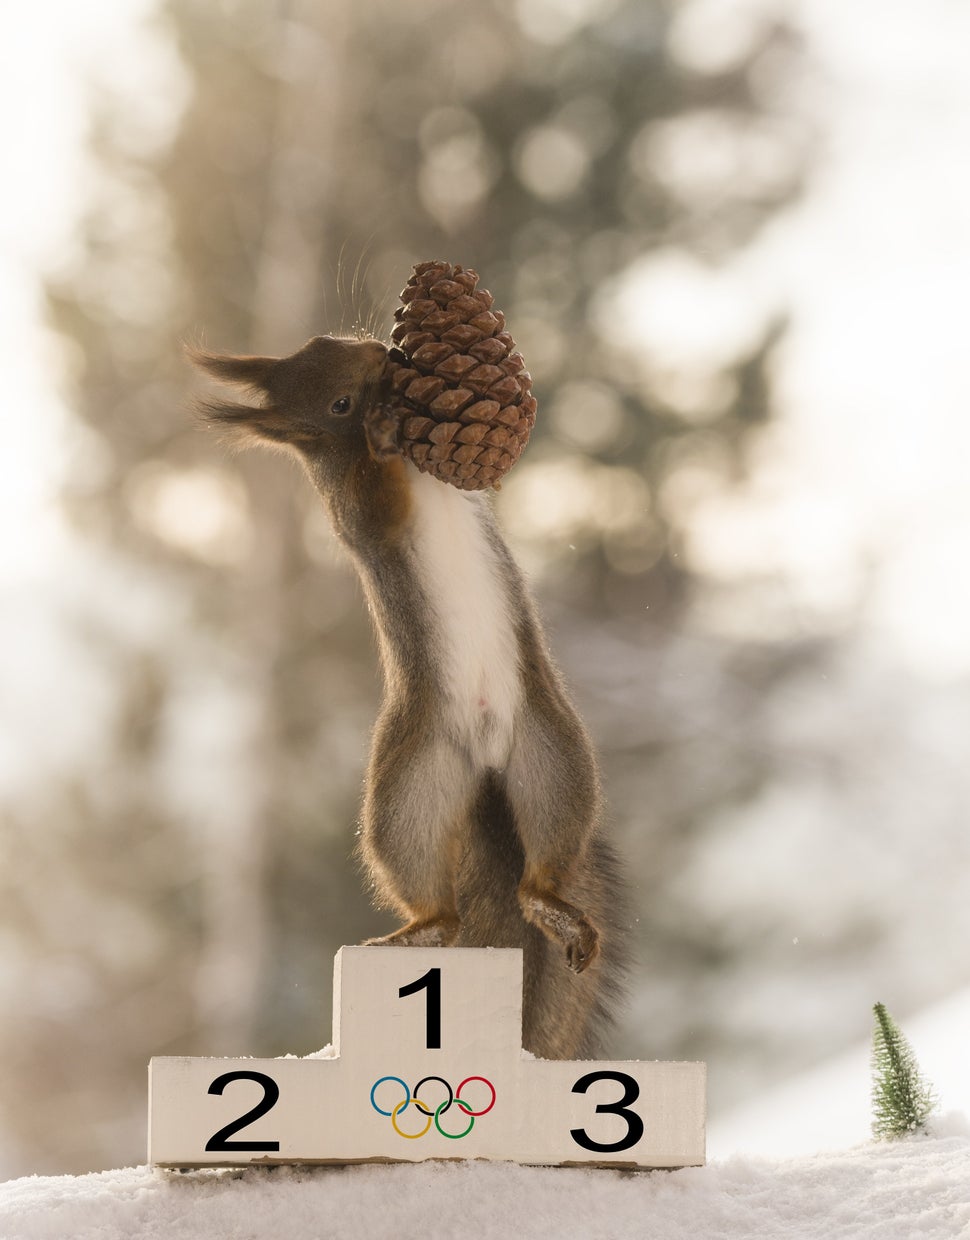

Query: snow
left=1, top=1136, right=968, bottom=1240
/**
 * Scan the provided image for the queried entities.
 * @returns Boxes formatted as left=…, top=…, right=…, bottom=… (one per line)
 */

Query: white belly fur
left=407, top=466, right=521, bottom=769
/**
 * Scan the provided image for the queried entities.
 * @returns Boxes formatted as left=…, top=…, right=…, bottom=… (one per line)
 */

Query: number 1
left=398, top=967, right=441, bottom=1048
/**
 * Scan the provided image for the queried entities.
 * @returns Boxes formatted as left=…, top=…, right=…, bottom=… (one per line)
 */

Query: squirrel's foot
left=518, top=884, right=601, bottom=974
left=564, top=917, right=600, bottom=973
left=363, top=914, right=460, bottom=949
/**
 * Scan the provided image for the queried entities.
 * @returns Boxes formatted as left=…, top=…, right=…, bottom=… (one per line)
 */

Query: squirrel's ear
left=189, top=347, right=288, bottom=443
left=187, top=347, right=279, bottom=392
left=195, top=396, right=299, bottom=446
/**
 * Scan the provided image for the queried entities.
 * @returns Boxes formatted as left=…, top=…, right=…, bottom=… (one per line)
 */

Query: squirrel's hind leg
left=359, top=718, right=476, bottom=948
left=362, top=919, right=460, bottom=949
left=504, top=704, right=603, bottom=973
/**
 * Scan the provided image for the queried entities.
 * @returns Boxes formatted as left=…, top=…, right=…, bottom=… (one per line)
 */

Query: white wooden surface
left=149, top=947, right=705, bottom=1169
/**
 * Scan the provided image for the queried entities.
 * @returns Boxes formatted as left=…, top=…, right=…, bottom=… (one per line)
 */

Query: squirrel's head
left=190, top=334, right=388, bottom=457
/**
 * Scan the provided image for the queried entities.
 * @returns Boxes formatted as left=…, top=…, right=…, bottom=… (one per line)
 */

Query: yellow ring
left=391, top=1097, right=433, bottom=1139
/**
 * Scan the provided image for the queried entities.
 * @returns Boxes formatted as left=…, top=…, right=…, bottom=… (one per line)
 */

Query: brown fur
left=192, top=334, right=628, bottom=1059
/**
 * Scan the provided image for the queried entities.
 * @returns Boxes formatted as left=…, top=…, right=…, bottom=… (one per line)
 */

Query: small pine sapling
left=871, top=1002, right=937, bottom=1139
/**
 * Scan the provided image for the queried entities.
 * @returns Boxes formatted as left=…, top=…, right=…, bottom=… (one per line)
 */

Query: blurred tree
left=6, top=0, right=811, bottom=1175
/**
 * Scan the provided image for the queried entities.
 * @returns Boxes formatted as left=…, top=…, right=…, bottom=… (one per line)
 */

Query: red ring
left=454, top=1076, right=496, bottom=1116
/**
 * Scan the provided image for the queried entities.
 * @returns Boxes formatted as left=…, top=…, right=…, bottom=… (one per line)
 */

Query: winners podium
left=149, top=947, right=705, bottom=1170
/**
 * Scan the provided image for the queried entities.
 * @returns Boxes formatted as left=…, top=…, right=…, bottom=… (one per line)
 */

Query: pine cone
left=373, top=260, right=536, bottom=491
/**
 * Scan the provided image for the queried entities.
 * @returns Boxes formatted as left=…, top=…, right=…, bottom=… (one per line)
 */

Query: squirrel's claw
left=565, top=920, right=600, bottom=974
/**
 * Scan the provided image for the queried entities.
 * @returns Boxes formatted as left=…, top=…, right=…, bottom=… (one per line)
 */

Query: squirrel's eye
left=331, top=396, right=352, bottom=415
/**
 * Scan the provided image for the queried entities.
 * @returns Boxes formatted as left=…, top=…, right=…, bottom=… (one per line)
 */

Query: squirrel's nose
left=361, top=338, right=388, bottom=364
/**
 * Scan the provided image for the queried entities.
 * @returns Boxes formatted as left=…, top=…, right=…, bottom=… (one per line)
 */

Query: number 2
left=398, top=967, right=442, bottom=1048
left=204, top=1071, right=280, bottom=1152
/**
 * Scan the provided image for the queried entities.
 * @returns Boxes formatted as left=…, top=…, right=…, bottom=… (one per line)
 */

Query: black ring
left=412, top=1075, right=454, bottom=1117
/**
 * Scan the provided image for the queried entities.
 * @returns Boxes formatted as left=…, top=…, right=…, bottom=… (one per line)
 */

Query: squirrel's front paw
left=565, top=919, right=600, bottom=973
left=518, top=882, right=601, bottom=973
left=362, top=403, right=401, bottom=460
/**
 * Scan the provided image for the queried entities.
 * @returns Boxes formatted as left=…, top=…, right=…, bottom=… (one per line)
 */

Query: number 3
left=570, top=1071, right=644, bottom=1153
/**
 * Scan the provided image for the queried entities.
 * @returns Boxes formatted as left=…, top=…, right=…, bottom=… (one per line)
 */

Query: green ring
left=434, top=1098, right=474, bottom=1139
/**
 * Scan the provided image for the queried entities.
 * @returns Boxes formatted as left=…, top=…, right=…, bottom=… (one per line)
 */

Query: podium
left=149, top=947, right=705, bottom=1169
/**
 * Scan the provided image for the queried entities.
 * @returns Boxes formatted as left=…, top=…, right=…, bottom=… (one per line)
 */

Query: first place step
left=149, top=946, right=706, bottom=1170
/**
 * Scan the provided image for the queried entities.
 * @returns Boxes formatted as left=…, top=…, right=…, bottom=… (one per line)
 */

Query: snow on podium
left=149, top=947, right=706, bottom=1170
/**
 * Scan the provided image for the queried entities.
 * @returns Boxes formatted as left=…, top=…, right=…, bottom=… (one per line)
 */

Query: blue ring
left=370, top=1075, right=410, bottom=1116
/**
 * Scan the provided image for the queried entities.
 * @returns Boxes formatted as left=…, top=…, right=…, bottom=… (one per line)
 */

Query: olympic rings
left=370, top=1075, right=496, bottom=1139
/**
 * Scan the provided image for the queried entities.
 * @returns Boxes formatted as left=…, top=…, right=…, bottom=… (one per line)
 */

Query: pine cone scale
left=429, top=388, right=475, bottom=419
left=468, top=337, right=507, bottom=365
left=434, top=354, right=480, bottom=383
left=405, top=375, right=446, bottom=404
left=441, top=325, right=483, bottom=350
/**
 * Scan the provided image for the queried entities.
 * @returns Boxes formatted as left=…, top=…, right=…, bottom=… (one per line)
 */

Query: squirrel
left=193, top=332, right=627, bottom=1059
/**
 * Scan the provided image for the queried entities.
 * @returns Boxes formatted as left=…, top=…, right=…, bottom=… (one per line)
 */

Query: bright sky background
left=3, top=0, right=970, bottom=1156
left=6, top=0, right=970, bottom=680
left=1, top=0, right=170, bottom=577
left=627, top=0, right=970, bottom=678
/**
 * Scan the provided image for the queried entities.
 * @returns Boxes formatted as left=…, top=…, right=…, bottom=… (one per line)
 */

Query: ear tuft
left=196, top=397, right=303, bottom=447
left=197, top=397, right=264, bottom=429
left=187, top=346, right=279, bottom=392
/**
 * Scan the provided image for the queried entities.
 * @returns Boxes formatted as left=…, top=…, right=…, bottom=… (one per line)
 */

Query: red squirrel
left=193, top=333, right=627, bottom=1059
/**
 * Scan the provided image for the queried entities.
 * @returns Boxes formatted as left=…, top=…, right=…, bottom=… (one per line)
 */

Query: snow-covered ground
left=1, top=1134, right=968, bottom=1240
